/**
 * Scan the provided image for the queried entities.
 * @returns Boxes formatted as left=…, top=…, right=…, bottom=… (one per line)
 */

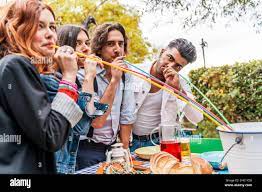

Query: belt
left=133, top=132, right=159, bottom=141
left=80, top=139, right=114, bottom=151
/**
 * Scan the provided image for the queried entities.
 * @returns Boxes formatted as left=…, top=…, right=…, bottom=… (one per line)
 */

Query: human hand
left=111, top=56, right=126, bottom=82
left=54, top=45, right=78, bottom=83
left=163, top=66, right=180, bottom=90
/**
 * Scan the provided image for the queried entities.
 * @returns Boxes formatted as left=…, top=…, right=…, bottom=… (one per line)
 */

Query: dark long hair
left=57, top=24, right=89, bottom=49
left=48, top=24, right=89, bottom=73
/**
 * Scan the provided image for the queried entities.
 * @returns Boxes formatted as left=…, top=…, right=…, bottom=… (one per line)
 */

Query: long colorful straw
left=52, top=45, right=232, bottom=131
left=125, top=65, right=232, bottom=131
left=124, top=60, right=231, bottom=125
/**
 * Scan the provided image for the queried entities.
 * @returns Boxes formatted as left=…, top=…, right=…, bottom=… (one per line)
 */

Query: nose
left=116, top=42, right=121, bottom=49
left=162, top=62, right=169, bottom=68
left=45, top=28, right=55, bottom=40
left=82, top=44, right=90, bottom=54
left=86, top=46, right=91, bottom=55
left=114, top=43, right=121, bottom=55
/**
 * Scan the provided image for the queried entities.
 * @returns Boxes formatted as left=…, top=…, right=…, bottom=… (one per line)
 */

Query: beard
left=153, top=61, right=165, bottom=80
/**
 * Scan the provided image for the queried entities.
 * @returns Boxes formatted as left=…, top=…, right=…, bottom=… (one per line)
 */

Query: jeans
left=76, top=140, right=111, bottom=171
left=129, top=134, right=160, bottom=152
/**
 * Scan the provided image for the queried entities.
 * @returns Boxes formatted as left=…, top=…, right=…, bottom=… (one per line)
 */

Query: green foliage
left=189, top=60, right=262, bottom=137
left=45, top=0, right=152, bottom=63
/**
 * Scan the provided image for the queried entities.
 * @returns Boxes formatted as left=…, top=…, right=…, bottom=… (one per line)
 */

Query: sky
left=1, top=0, right=262, bottom=73
left=120, top=0, right=262, bottom=73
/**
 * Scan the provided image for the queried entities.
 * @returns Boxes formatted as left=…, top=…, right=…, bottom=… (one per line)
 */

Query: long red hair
left=0, top=0, right=55, bottom=72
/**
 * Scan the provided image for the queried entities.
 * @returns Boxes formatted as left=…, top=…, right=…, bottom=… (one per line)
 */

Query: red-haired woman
left=0, top=0, right=83, bottom=174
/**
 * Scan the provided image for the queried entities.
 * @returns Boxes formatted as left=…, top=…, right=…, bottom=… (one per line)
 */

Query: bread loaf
left=191, top=156, right=213, bottom=174
left=150, top=152, right=213, bottom=174
left=168, top=164, right=195, bottom=174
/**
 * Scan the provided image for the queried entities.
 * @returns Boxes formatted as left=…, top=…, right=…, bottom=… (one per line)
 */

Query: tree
left=45, top=0, right=153, bottom=63
left=144, top=0, right=262, bottom=30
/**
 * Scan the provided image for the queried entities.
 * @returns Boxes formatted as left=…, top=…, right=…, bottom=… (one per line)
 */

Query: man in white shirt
left=129, top=38, right=203, bottom=152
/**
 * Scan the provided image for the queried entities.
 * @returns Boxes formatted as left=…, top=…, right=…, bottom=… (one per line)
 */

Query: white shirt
left=131, top=62, right=204, bottom=136
left=133, top=90, right=163, bottom=135
left=77, top=67, right=136, bottom=145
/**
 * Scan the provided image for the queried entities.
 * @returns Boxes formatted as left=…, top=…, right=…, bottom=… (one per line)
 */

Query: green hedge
left=189, top=60, right=262, bottom=137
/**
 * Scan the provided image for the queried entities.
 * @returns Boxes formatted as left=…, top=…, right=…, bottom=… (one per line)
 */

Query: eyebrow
left=76, top=39, right=90, bottom=42
left=106, top=40, right=124, bottom=43
left=167, top=53, right=175, bottom=61
left=167, top=53, right=185, bottom=67
left=39, top=21, right=56, bottom=25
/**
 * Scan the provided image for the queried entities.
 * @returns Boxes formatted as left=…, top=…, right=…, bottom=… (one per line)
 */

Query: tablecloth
left=75, top=153, right=228, bottom=174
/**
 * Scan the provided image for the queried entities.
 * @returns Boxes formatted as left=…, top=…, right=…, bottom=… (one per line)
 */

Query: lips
left=78, top=56, right=86, bottom=61
left=42, top=42, right=55, bottom=48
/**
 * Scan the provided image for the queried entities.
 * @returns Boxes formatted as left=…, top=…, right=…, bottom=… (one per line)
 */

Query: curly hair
left=91, top=23, right=128, bottom=57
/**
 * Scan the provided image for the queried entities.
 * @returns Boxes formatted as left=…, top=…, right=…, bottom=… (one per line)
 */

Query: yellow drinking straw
left=52, top=45, right=230, bottom=131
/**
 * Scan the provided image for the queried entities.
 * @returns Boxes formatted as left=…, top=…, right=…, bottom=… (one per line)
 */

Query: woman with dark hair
left=41, top=24, right=108, bottom=174
left=0, top=0, right=83, bottom=174
left=57, top=25, right=91, bottom=68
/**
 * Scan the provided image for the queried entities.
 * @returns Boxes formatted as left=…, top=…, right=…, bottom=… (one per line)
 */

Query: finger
left=165, top=67, right=174, bottom=73
left=163, top=66, right=172, bottom=74
left=88, top=56, right=103, bottom=68
left=166, top=70, right=175, bottom=76
left=61, top=45, right=74, bottom=54
left=56, top=47, right=65, bottom=55
left=70, top=52, right=78, bottom=61
left=62, top=45, right=73, bottom=50
left=163, top=67, right=168, bottom=74
left=98, top=62, right=104, bottom=68
left=165, top=71, right=176, bottom=79
left=113, top=60, right=123, bottom=66
left=163, top=72, right=173, bottom=80
left=113, top=56, right=125, bottom=62
left=119, top=63, right=127, bottom=68
left=66, top=50, right=73, bottom=55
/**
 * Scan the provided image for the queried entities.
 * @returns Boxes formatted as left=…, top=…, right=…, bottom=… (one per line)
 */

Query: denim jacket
left=41, top=73, right=108, bottom=174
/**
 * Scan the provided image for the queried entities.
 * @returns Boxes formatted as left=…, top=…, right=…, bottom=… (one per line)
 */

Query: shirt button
left=136, top=103, right=138, bottom=106
left=142, top=91, right=145, bottom=94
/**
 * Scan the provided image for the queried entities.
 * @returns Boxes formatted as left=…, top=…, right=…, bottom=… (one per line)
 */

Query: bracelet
left=58, top=88, right=78, bottom=102
left=60, top=80, right=78, bottom=90
left=59, top=84, right=78, bottom=92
